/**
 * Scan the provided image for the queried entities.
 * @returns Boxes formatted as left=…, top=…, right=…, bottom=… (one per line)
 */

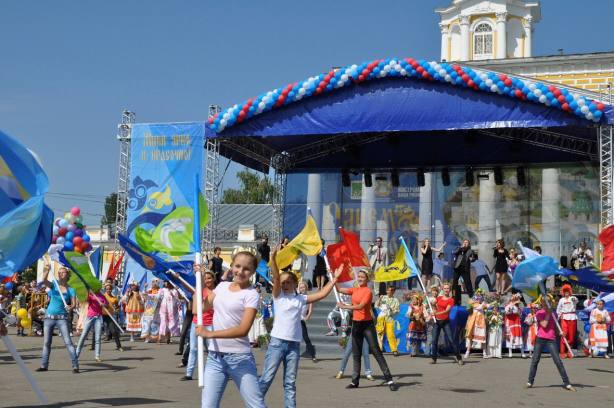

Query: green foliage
left=21, top=264, right=37, bottom=284
left=222, top=170, right=278, bottom=204
left=101, top=192, right=118, bottom=225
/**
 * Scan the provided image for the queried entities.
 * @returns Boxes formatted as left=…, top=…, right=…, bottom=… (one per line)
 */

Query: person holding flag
left=526, top=294, right=576, bottom=391
left=258, top=247, right=344, bottom=407
left=336, top=269, right=398, bottom=391
left=36, top=261, right=79, bottom=373
left=75, top=289, right=109, bottom=363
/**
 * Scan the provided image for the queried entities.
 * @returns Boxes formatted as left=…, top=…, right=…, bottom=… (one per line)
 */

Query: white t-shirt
left=471, top=259, right=489, bottom=277
left=208, top=281, right=259, bottom=353
left=270, top=292, right=308, bottom=342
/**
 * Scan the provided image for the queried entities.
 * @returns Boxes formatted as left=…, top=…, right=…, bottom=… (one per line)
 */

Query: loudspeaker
left=342, top=170, right=350, bottom=187
left=494, top=167, right=503, bottom=185
left=441, top=168, right=450, bottom=186
left=417, top=169, right=425, bottom=187
left=517, top=167, right=526, bottom=186
left=465, top=167, right=474, bottom=187
left=364, top=171, right=372, bottom=188
left=391, top=169, right=400, bottom=187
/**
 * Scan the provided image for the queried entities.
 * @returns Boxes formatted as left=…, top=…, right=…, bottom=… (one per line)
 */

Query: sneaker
left=455, top=356, right=464, bottom=366
left=525, top=382, right=532, bottom=388
left=345, top=383, right=358, bottom=389
left=386, top=381, right=399, bottom=392
left=174, top=351, right=182, bottom=356
left=35, top=367, right=48, bottom=372
left=324, top=330, right=337, bottom=336
left=89, top=347, right=95, bottom=351
left=177, top=363, right=186, bottom=368
left=392, top=351, right=399, bottom=357
left=429, top=359, right=437, bottom=364
left=312, top=358, right=318, bottom=363
left=95, top=357, right=102, bottom=363
left=366, top=375, right=374, bottom=381
left=116, top=347, right=124, bottom=352
left=564, top=385, right=577, bottom=392
left=180, top=376, right=192, bottom=381
left=72, top=368, right=79, bottom=374
left=335, top=371, right=343, bottom=379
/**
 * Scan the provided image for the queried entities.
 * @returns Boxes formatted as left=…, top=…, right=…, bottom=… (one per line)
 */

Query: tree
left=101, top=192, right=118, bottom=226
left=222, top=170, right=278, bottom=204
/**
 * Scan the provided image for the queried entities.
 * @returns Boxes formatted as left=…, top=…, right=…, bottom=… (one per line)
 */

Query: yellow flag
left=275, top=215, right=322, bottom=270
left=374, top=246, right=410, bottom=282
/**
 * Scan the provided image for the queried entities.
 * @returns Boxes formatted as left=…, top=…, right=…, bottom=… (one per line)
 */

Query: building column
left=360, top=179, right=376, bottom=252
left=306, top=173, right=322, bottom=282
left=478, top=171, right=496, bottom=270
left=523, top=16, right=533, bottom=58
left=495, top=12, right=507, bottom=59
left=460, top=15, right=470, bottom=61
left=419, top=173, right=433, bottom=240
left=440, top=23, right=450, bottom=61
left=541, top=169, right=561, bottom=261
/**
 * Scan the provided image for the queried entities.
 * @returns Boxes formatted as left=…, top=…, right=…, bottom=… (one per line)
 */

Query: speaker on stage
left=441, top=168, right=450, bottom=186
left=417, top=169, right=425, bottom=187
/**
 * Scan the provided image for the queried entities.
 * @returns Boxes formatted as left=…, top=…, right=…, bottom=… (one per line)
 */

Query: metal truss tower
left=271, top=154, right=289, bottom=246
left=114, top=110, right=135, bottom=286
left=599, top=84, right=613, bottom=229
left=202, top=105, right=222, bottom=259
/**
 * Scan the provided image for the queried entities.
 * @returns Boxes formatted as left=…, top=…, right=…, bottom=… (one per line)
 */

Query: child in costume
left=486, top=305, right=503, bottom=358
left=123, top=281, right=144, bottom=342
left=464, top=288, right=488, bottom=359
left=406, top=292, right=427, bottom=356
left=524, top=303, right=539, bottom=358
left=140, top=280, right=161, bottom=343
left=588, top=299, right=611, bottom=358
left=424, top=285, right=440, bottom=356
left=556, top=283, right=577, bottom=358
left=504, top=293, right=525, bottom=358
left=375, top=285, right=400, bottom=356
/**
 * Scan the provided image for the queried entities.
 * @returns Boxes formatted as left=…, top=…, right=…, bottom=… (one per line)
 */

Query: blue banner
left=125, top=123, right=204, bottom=283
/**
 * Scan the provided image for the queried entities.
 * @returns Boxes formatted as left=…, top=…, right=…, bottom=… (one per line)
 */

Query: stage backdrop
left=125, top=123, right=204, bottom=284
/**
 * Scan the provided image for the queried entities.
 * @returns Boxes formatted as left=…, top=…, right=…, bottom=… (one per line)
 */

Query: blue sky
left=1, top=0, right=612, bottom=225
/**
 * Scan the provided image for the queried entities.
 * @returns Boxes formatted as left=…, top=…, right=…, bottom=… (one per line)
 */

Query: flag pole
left=538, top=281, right=574, bottom=358
left=399, top=236, right=436, bottom=322
left=193, top=173, right=205, bottom=387
left=1, top=335, right=48, bottom=404
left=168, top=268, right=195, bottom=291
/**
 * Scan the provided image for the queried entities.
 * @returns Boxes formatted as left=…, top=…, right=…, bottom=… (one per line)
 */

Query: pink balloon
left=70, top=207, right=81, bottom=216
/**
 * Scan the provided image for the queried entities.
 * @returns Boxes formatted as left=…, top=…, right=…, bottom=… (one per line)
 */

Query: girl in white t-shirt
left=258, top=248, right=343, bottom=408
left=195, top=251, right=266, bottom=408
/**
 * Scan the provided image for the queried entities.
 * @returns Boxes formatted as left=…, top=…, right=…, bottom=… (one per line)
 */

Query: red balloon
left=58, top=227, right=67, bottom=237
left=504, top=78, right=512, bottom=87
left=515, top=90, right=523, bottom=98
left=75, top=246, right=83, bottom=253
left=358, top=75, right=365, bottom=82
left=79, top=241, right=89, bottom=252
left=553, top=89, right=562, bottom=98
left=461, top=74, right=469, bottom=82
left=416, top=66, right=424, bottom=74
left=557, top=95, right=566, bottom=103
left=597, top=103, right=605, bottom=111
left=467, top=80, right=475, bottom=87
left=498, top=74, right=508, bottom=81
left=52, top=236, right=57, bottom=244
left=562, top=103, right=570, bottom=111
left=422, top=71, right=430, bottom=79
left=73, top=236, right=83, bottom=246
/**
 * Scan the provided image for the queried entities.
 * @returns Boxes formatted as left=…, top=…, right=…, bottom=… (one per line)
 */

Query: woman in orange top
left=336, top=269, right=397, bottom=391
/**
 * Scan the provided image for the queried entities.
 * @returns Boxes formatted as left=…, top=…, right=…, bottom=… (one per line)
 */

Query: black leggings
left=103, top=315, right=122, bottom=349
left=301, top=320, right=316, bottom=359
left=178, top=311, right=193, bottom=354
left=452, top=267, right=473, bottom=305
left=351, top=320, right=392, bottom=386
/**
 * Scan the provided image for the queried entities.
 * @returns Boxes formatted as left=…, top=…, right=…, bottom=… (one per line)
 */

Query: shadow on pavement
left=587, top=368, right=614, bottom=374
left=5, top=397, right=172, bottom=408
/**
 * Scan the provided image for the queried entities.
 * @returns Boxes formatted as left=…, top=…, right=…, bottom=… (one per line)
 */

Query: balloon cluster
left=16, top=308, right=31, bottom=328
left=51, top=207, right=91, bottom=253
left=208, top=57, right=608, bottom=133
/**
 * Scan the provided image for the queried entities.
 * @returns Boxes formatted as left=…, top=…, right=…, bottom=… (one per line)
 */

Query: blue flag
left=399, top=236, right=421, bottom=277
left=512, top=255, right=559, bottom=299
left=256, top=260, right=272, bottom=284
left=118, top=233, right=195, bottom=295
left=0, top=130, right=53, bottom=277
left=559, top=266, right=614, bottom=293
left=90, top=246, right=102, bottom=279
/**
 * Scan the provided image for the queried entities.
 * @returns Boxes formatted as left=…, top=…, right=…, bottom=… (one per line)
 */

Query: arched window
left=473, top=23, right=493, bottom=59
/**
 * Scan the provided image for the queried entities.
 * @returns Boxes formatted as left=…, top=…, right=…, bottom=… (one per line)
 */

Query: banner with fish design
left=126, top=123, right=204, bottom=283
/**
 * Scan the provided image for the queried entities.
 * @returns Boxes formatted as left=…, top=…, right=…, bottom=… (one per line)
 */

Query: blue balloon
left=64, top=242, right=74, bottom=251
left=570, top=101, right=578, bottom=110
left=65, top=231, right=74, bottom=241
left=5, top=282, right=13, bottom=291
left=594, top=110, right=603, bottom=118
left=589, top=104, right=597, bottom=112
left=83, top=234, right=91, bottom=242
left=59, top=219, right=69, bottom=228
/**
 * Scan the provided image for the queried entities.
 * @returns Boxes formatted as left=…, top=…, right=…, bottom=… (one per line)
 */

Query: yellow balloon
left=20, top=318, right=32, bottom=328
left=17, top=308, right=28, bottom=319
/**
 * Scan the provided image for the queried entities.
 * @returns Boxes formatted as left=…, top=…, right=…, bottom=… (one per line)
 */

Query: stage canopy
left=204, top=58, right=613, bottom=173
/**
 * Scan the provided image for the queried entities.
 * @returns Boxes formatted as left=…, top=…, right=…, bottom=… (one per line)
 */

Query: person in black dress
left=452, top=239, right=475, bottom=305
left=313, top=239, right=327, bottom=290
left=493, top=239, right=509, bottom=296
left=209, top=247, right=224, bottom=283
left=419, top=239, right=446, bottom=290
left=257, top=236, right=271, bottom=263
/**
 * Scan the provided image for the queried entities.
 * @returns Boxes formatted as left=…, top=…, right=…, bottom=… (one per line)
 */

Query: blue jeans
left=203, top=351, right=266, bottom=408
left=187, top=323, right=212, bottom=378
left=474, top=275, right=493, bottom=292
left=430, top=319, right=460, bottom=360
left=258, top=337, right=300, bottom=408
left=76, top=316, right=103, bottom=359
left=339, top=335, right=372, bottom=375
left=41, top=317, right=79, bottom=369
left=528, top=337, right=570, bottom=386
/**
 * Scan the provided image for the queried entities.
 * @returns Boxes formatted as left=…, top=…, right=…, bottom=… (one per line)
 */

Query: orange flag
left=326, top=242, right=354, bottom=283
left=338, top=227, right=370, bottom=267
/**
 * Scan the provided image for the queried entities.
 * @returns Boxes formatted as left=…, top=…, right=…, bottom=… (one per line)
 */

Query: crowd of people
left=1, top=235, right=613, bottom=407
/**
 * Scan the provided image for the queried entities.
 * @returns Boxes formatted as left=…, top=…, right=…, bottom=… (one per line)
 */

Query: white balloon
left=485, top=79, right=493, bottom=87
left=439, top=69, right=447, bottom=76
left=445, top=74, right=452, bottom=82
left=223, top=112, right=230, bottom=120
left=379, top=71, right=386, bottom=77
left=534, top=89, right=542, bottom=97
left=490, top=84, right=499, bottom=92
left=587, top=112, right=594, bottom=120
left=529, top=83, right=536, bottom=91
left=258, top=102, right=266, bottom=109
left=298, top=88, right=306, bottom=96
left=400, top=69, right=407, bottom=76
left=581, top=105, right=589, bottom=114
left=577, top=98, right=586, bottom=106
left=341, top=74, right=348, bottom=81
left=220, top=119, right=227, bottom=126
